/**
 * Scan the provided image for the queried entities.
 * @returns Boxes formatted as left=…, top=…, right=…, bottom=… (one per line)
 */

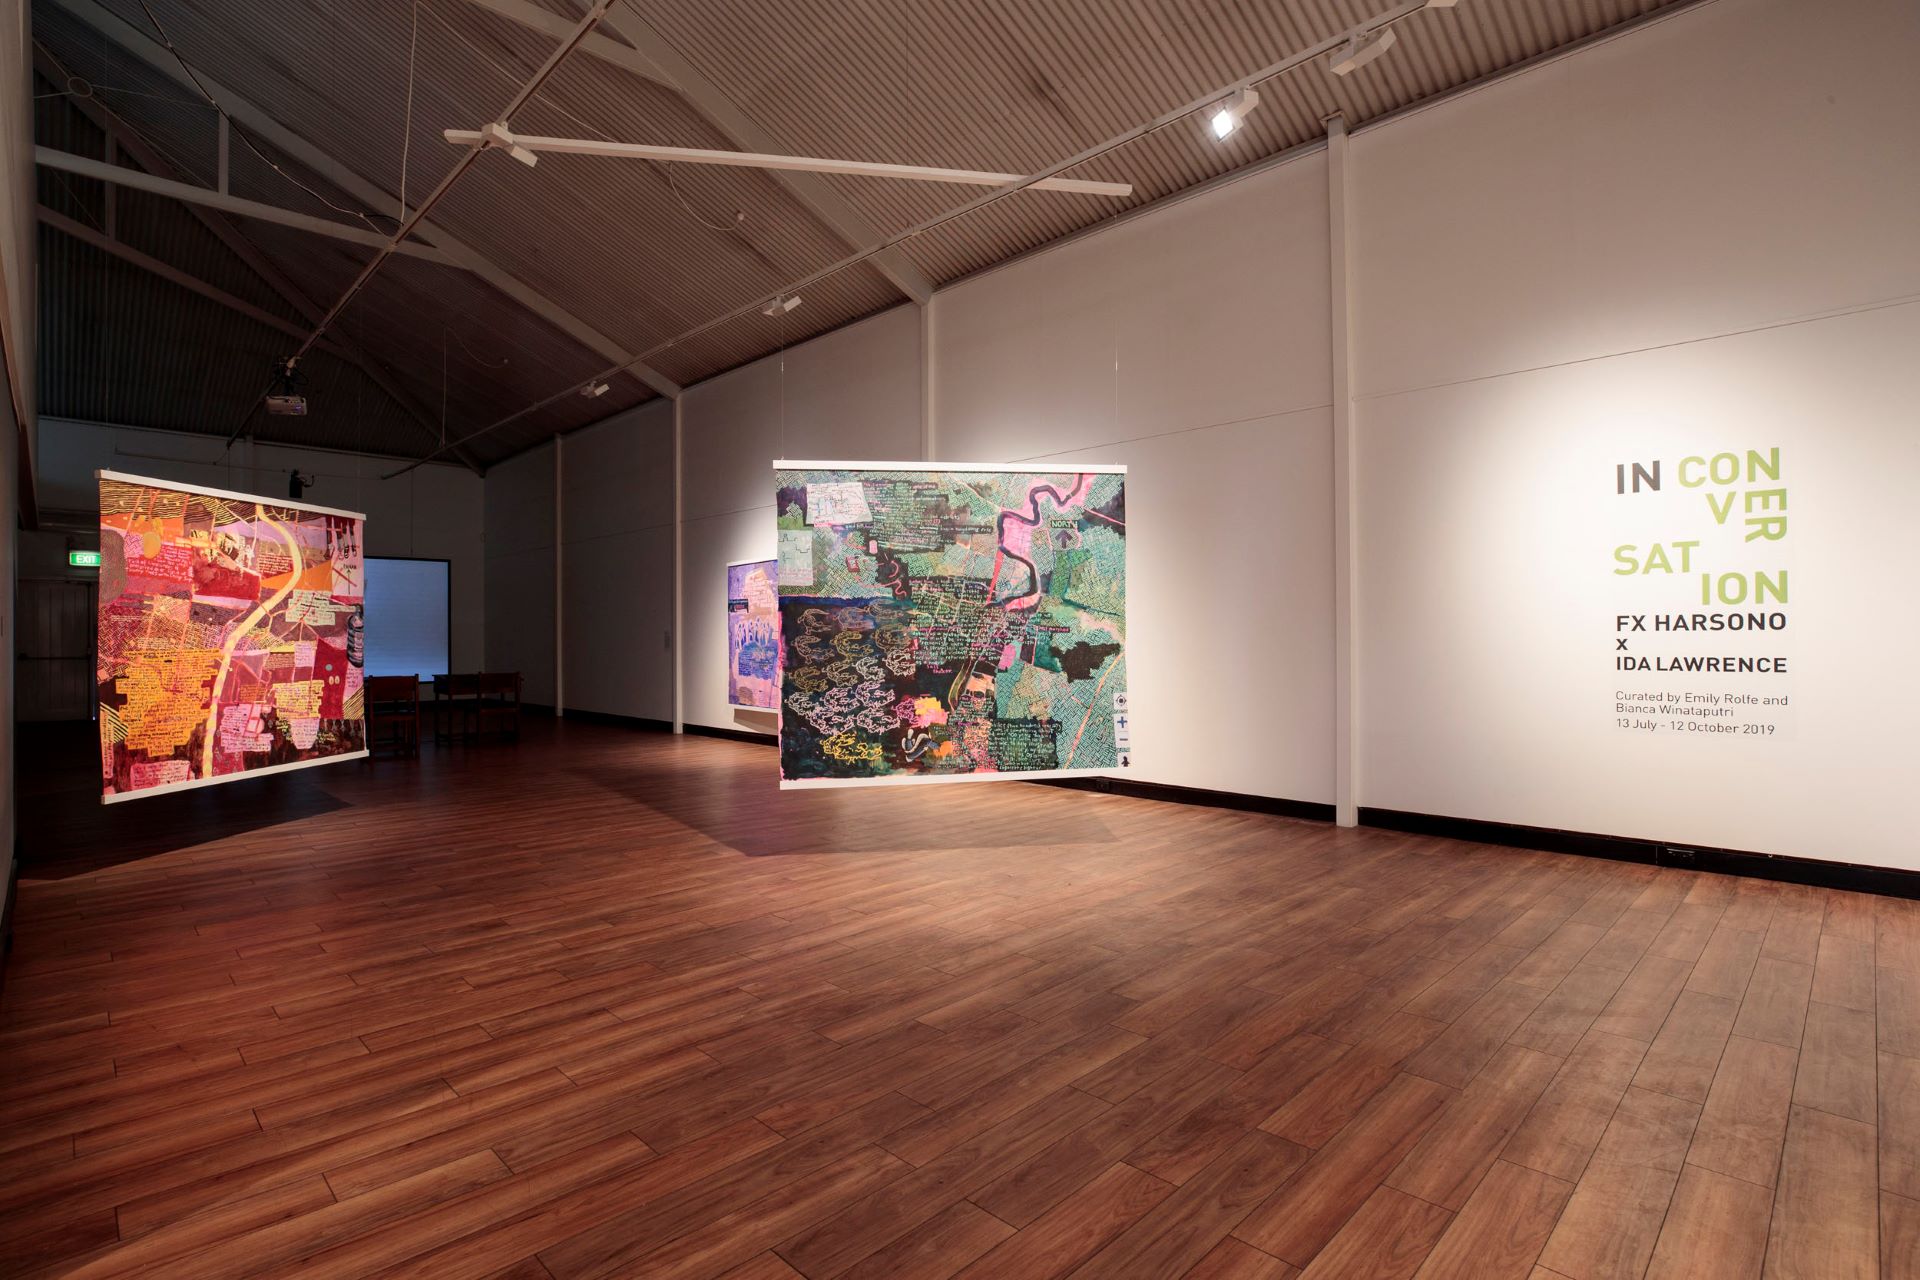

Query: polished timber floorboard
left=2, top=722, right=1916, bottom=1279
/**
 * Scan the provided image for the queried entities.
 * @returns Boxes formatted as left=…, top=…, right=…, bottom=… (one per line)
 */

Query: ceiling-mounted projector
left=265, top=357, right=307, bottom=415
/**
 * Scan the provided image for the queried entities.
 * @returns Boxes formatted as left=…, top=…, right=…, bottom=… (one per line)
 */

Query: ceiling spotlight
left=1206, top=88, right=1260, bottom=141
left=580, top=381, right=609, bottom=398
left=1327, top=27, right=1399, bottom=76
left=761, top=295, right=803, bottom=317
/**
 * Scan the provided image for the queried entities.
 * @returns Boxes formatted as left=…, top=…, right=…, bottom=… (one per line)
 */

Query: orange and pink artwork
left=96, top=471, right=367, bottom=802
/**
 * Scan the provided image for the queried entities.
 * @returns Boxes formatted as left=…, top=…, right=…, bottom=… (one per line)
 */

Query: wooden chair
left=364, top=675, right=421, bottom=758
left=431, top=673, right=480, bottom=744
left=473, top=671, right=523, bottom=740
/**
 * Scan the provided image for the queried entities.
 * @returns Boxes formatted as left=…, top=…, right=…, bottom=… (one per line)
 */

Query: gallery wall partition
left=96, top=471, right=367, bottom=801
left=484, top=443, right=557, bottom=708
left=472, top=0, right=1920, bottom=877
left=932, top=152, right=1338, bottom=807
left=559, top=401, right=674, bottom=725
left=680, top=307, right=924, bottom=738
left=1350, top=0, right=1920, bottom=871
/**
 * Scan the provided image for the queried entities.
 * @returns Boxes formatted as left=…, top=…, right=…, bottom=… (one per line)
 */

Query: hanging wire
left=134, top=0, right=398, bottom=231
left=353, top=384, right=365, bottom=522
left=777, top=292, right=789, bottom=457
left=447, top=326, right=510, bottom=369
left=399, top=1, right=421, bottom=221
left=666, top=164, right=745, bottom=235
left=46, top=172, right=106, bottom=231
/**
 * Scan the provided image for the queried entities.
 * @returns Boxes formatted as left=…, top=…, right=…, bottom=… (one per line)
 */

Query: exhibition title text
left=1611, top=448, right=1790, bottom=674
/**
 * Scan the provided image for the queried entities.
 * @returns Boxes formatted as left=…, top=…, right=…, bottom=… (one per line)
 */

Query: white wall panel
left=1011, top=408, right=1335, bottom=800
left=1350, top=0, right=1920, bottom=398
left=681, top=306, right=922, bottom=523
left=562, top=402, right=673, bottom=543
left=935, top=155, right=1336, bottom=803
left=560, top=402, right=674, bottom=720
left=484, top=444, right=554, bottom=703
left=939, top=153, right=1331, bottom=465
left=1350, top=0, right=1920, bottom=868
left=465, top=0, right=1919, bottom=872
left=1357, top=303, right=1920, bottom=867
left=680, top=305, right=923, bottom=732
left=563, top=525, right=674, bottom=721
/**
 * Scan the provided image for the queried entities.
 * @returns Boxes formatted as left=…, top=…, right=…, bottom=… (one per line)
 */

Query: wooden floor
left=2, top=722, right=1915, bottom=1279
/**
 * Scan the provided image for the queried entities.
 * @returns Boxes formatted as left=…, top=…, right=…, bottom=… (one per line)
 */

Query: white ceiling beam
left=480, top=0, right=936, bottom=305
left=444, top=130, right=1134, bottom=197
left=43, top=0, right=682, bottom=400
left=36, top=148, right=454, bottom=262
left=32, top=42, right=486, bottom=471
left=396, top=0, right=1443, bottom=475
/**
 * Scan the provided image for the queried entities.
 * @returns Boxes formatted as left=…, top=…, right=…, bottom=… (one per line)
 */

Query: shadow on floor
left=575, top=737, right=1115, bottom=858
left=15, top=721, right=352, bottom=879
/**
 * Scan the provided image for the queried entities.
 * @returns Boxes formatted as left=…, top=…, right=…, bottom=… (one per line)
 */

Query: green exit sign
left=68, top=549, right=101, bottom=568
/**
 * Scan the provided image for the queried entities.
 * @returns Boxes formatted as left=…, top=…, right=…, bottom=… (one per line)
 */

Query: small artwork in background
left=774, top=461, right=1128, bottom=788
left=726, top=558, right=780, bottom=709
left=97, top=471, right=368, bottom=803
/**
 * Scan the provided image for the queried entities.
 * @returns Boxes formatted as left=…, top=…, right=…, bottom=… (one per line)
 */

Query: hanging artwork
left=726, top=557, right=780, bottom=709
left=774, top=460, right=1128, bottom=788
left=96, top=470, right=368, bottom=802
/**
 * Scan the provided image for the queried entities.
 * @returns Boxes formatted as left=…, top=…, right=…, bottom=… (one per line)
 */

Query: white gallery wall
left=479, top=0, right=1920, bottom=869
left=32, top=418, right=487, bottom=668
left=680, top=306, right=923, bottom=735
left=484, top=442, right=554, bottom=705
left=933, top=154, right=1336, bottom=802
left=559, top=401, right=674, bottom=723
left=1350, top=0, right=1920, bottom=868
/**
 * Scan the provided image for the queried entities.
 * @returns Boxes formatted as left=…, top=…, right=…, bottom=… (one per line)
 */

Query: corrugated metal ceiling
left=34, top=80, right=437, bottom=459
left=31, top=0, right=1691, bottom=466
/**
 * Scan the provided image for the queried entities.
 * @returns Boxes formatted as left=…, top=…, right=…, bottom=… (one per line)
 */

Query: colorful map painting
left=97, top=471, right=368, bottom=802
left=774, top=462, right=1128, bottom=788
left=727, top=558, right=779, bottom=709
